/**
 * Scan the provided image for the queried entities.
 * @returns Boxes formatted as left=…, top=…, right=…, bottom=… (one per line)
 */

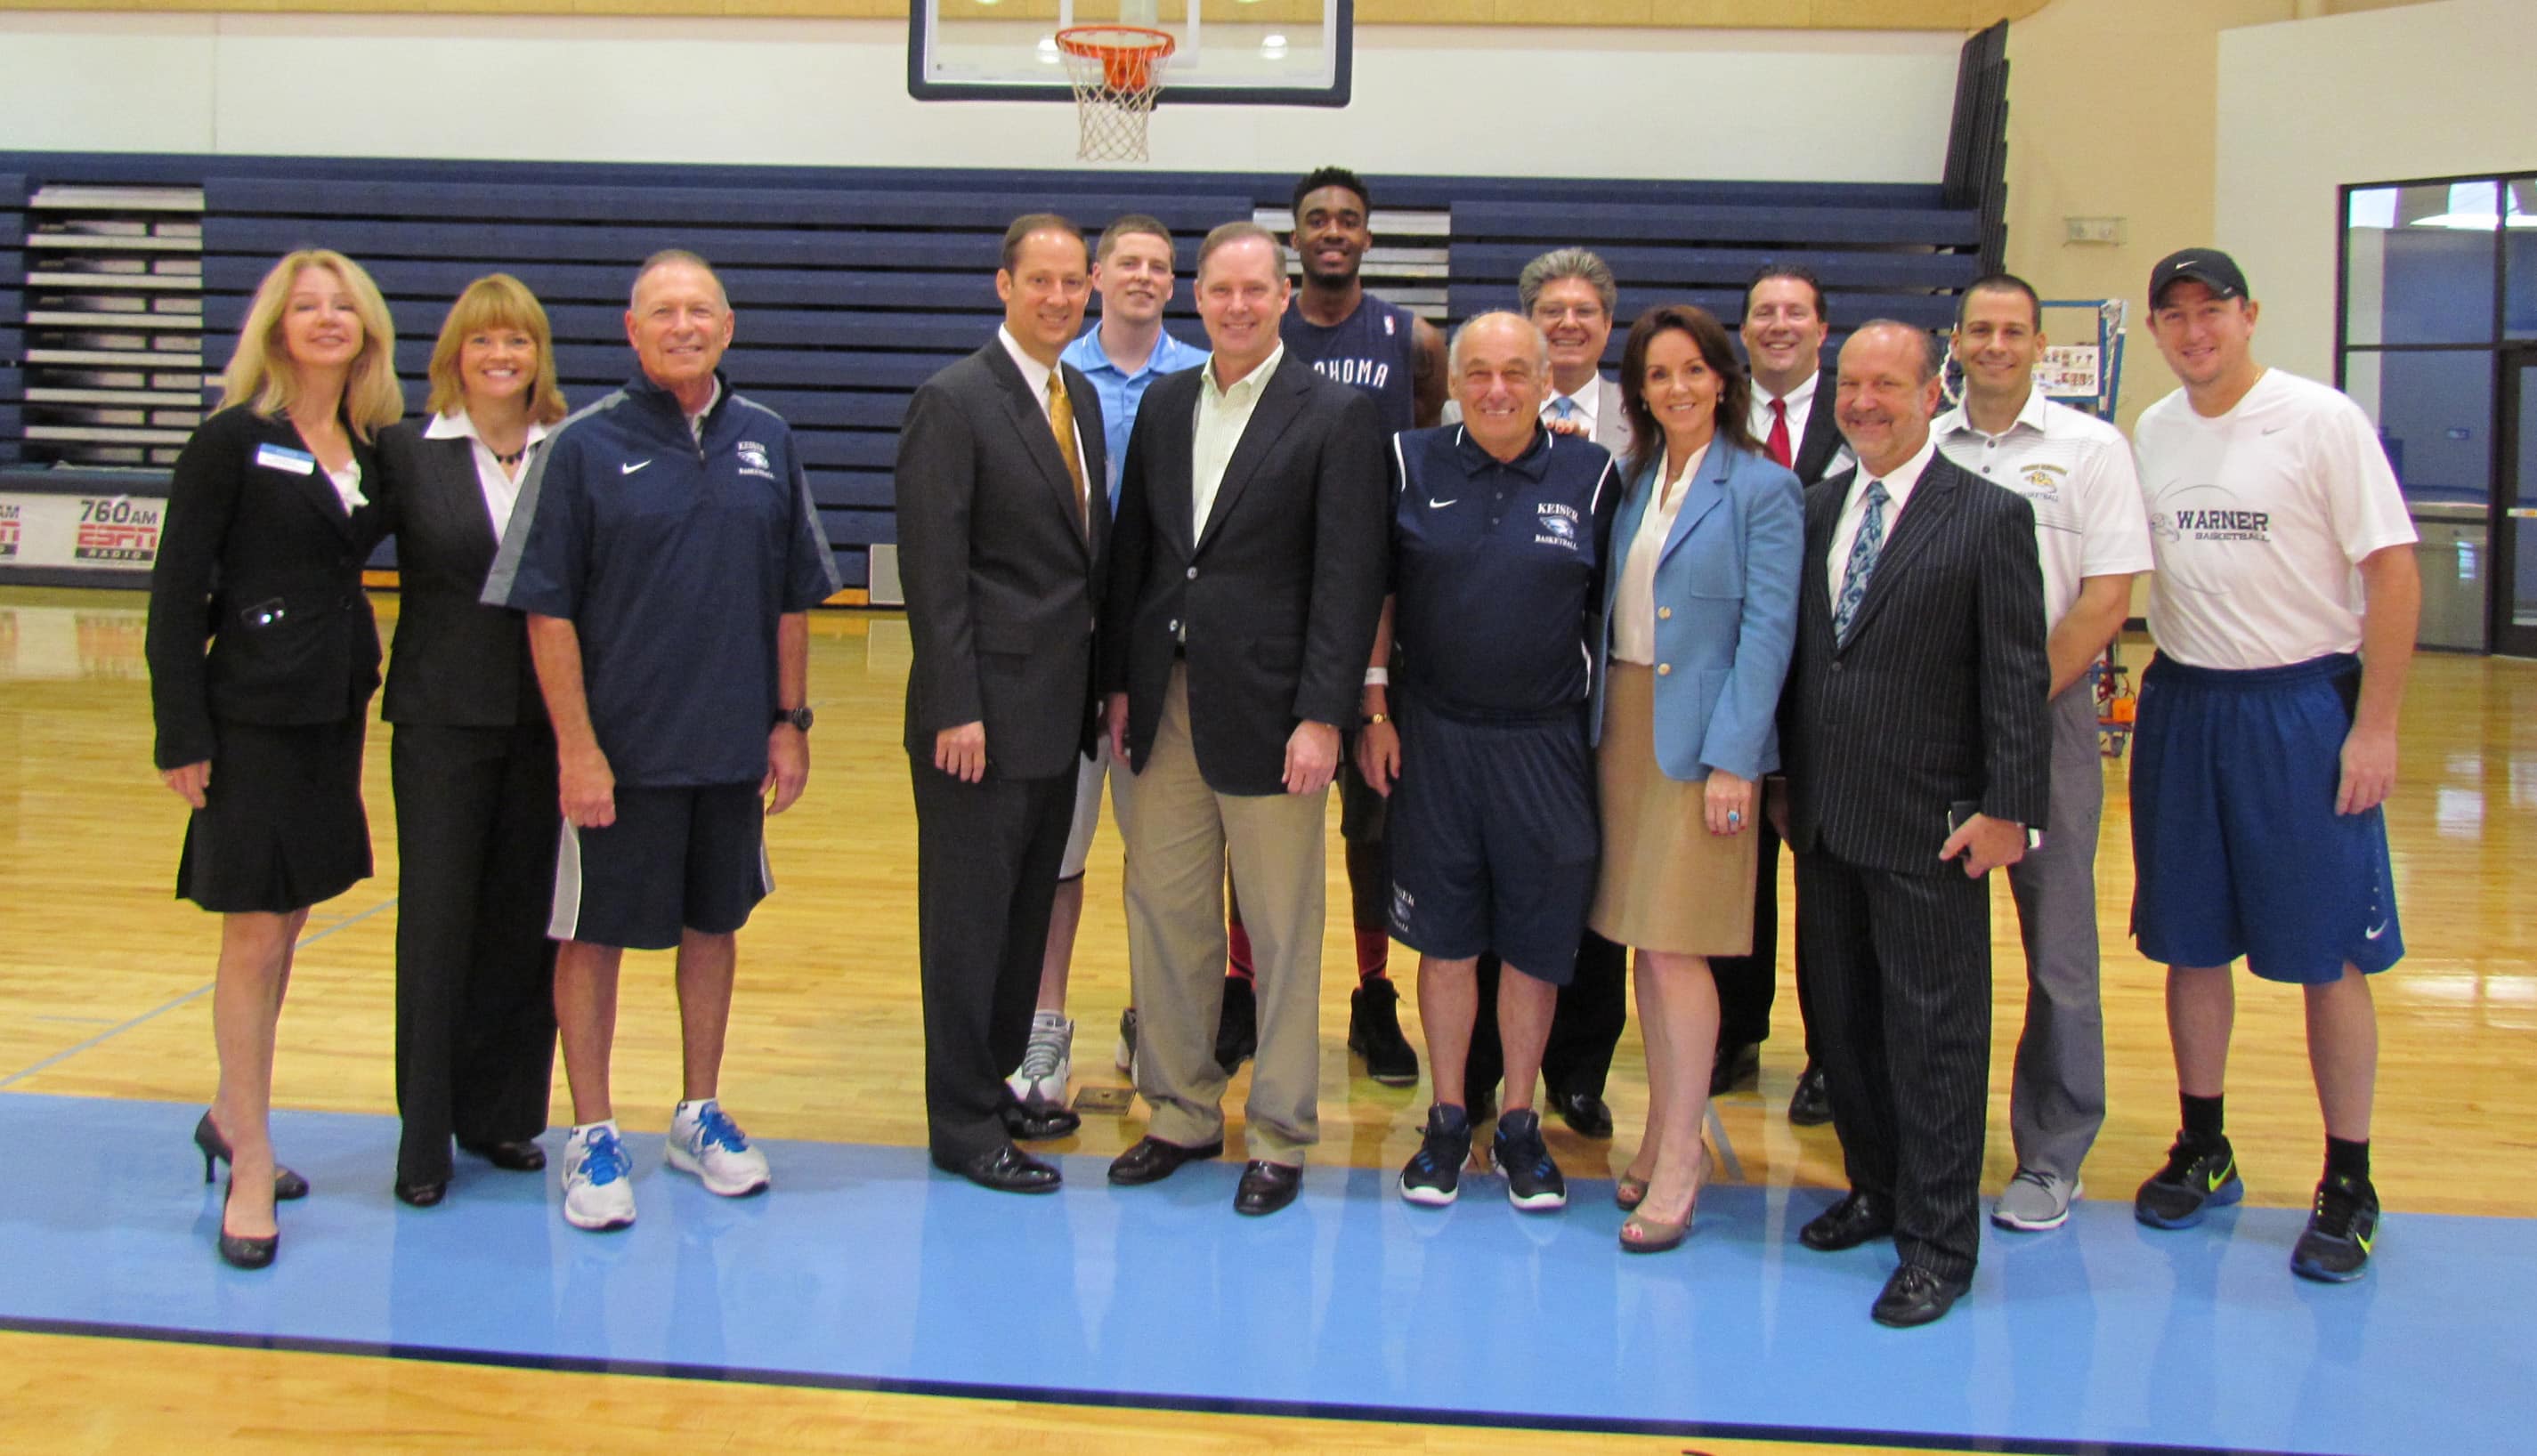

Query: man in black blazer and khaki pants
left=896, top=214, right=1110, bottom=1193
left=1098, top=221, right=1387, bottom=1217
left=1771, top=320, right=2051, bottom=1327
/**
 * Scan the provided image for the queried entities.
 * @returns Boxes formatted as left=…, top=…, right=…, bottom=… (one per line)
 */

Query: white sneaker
left=1006, top=1012, right=1074, bottom=1110
left=665, top=1099, right=771, bottom=1197
left=561, top=1122, right=636, bottom=1232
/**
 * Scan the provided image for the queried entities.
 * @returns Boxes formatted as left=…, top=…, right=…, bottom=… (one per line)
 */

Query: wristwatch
left=774, top=707, right=814, bottom=732
left=1363, top=711, right=1390, bottom=726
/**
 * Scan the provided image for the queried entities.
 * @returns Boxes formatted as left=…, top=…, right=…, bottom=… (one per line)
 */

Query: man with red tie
left=1729, top=264, right=1851, bottom=1126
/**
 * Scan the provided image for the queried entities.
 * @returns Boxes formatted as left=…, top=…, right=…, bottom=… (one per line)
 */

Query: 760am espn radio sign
left=0, top=492, right=166, bottom=570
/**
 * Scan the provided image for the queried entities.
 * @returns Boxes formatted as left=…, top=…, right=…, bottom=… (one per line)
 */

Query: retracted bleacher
left=0, top=156, right=1988, bottom=597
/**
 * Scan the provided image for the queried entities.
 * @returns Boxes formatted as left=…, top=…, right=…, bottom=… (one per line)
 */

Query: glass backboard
left=909, top=0, right=1352, bottom=106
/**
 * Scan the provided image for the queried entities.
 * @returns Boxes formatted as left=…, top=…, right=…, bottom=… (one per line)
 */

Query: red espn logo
left=75, top=497, right=160, bottom=564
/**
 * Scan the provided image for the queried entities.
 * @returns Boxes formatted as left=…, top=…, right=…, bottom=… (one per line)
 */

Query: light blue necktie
left=1832, top=481, right=1889, bottom=643
left=1551, top=395, right=1578, bottom=422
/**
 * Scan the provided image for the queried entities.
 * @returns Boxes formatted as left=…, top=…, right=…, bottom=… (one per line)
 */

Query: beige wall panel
left=1999, top=0, right=2290, bottom=430
left=1493, top=0, right=1653, bottom=26
left=0, top=0, right=2046, bottom=23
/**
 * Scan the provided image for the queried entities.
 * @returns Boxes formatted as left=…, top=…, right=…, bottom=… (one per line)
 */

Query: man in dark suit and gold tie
left=896, top=214, right=1110, bottom=1193
left=1771, top=320, right=2050, bottom=1327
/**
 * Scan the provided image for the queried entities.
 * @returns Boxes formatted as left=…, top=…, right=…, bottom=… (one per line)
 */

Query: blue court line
left=2, top=1093, right=2525, bottom=1456
left=0, top=897, right=396, bottom=1089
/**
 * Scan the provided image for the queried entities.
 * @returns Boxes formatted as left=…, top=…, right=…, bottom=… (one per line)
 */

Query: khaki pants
left=1123, top=666, right=1327, bottom=1163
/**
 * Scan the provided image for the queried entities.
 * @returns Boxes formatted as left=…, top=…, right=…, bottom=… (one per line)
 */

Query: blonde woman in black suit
left=146, top=249, right=401, bottom=1269
left=376, top=275, right=569, bottom=1209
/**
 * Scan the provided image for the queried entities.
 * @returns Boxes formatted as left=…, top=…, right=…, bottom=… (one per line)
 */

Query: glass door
left=2498, top=349, right=2537, bottom=658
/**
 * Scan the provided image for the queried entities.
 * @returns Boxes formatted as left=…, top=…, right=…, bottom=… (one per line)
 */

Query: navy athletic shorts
left=549, top=781, right=771, bottom=950
left=2129, top=652, right=2402, bottom=984
left=1385, top=700, right=1597, bottom=983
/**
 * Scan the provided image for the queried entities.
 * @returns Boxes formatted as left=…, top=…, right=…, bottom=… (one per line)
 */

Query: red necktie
left=1766, top=398, right=1793, bottom=469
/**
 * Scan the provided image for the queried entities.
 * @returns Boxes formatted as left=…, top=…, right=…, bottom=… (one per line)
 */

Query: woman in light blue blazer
left=1588, top=303, right=1804, bottom=1252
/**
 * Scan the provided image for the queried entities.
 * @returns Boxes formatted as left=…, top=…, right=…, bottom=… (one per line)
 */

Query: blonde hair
left=219, top=250, right=402, bottom=440
left=424, top=273, right=567, bottom=425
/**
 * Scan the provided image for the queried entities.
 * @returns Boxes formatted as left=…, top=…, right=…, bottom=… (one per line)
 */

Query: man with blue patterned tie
left=1770, top=320, right=2051, bottom=1327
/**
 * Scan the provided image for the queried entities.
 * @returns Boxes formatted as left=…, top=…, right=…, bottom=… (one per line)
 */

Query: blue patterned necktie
left=1551, top=395, right=1577, bottom=422
left=1832, top=480, right=1889, bottom=643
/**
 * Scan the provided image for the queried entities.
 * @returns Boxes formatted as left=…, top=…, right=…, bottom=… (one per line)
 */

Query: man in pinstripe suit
left=1770, top=320, right=2052, bottom=1327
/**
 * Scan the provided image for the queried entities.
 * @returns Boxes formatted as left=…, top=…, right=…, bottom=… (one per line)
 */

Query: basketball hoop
left=1054, top=25, right=1175, bottom=164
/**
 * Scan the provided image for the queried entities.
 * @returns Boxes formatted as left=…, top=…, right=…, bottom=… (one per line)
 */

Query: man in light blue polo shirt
left=1009, top=214, right=1209, bottom=1110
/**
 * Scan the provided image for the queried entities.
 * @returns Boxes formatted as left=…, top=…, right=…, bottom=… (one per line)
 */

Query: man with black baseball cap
left=2127, top=247, right=2420, bottom=1283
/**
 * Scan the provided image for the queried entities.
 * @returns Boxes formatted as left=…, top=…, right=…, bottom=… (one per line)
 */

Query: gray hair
left=1516, top=247, right=1617, bottom=318
left=1447, top=311, right=1551, bottom=376
left=629, top=248, right=728, bottom=311
left=1847, top=319, right=1943, bottom=384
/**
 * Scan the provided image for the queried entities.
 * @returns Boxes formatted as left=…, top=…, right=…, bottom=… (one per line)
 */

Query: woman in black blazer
left=375, top=274, right=569, bottom=1209
left=146, top=248, right=403, bottom=1269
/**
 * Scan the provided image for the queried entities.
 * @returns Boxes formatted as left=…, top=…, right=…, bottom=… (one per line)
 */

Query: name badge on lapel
left=255, top=443, right=318, bottom=475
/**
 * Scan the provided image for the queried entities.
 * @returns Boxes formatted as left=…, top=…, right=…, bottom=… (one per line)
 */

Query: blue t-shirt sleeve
left=781, top=436, right=844, bottom=611
left=484, top=427, right=590, bottom=618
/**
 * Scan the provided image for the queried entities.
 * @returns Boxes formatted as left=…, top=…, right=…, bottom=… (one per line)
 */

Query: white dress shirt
left=999, top=325, right=1090, bottom=522
left=1610, top=441, right=1709, bottom=664
left=1192, top=344, right=1284, bottom=537
left=1548, top=377, right=1602, bottom=438
left=423, top=408, right=553, bottom=545
left=1825, top=433, right=1941, bottom=615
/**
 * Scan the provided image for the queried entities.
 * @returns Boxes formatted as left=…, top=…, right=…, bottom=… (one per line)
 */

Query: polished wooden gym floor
left=1, top=584, right=2531, bottom=1453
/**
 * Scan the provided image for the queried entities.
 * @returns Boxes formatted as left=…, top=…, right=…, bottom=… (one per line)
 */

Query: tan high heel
left=1618, top=1147, right=1710, bottom=1254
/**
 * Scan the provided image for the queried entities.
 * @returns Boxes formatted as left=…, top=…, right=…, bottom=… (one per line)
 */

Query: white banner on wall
left=0, top=492, right=166, bottom=571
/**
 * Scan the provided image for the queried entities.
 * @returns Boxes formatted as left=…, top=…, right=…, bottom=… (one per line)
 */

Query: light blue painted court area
left=1, top=1090, right=2528, bottom=1455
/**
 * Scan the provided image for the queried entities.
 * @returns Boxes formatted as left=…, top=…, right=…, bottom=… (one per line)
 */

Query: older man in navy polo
left=1356, top=311, right=1619, bottom=1212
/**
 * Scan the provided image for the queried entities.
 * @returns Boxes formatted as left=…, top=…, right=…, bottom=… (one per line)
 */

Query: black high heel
left=216, top=1180, right=279, bottom=1271
left=193, top=1112, right=310, bottom=1201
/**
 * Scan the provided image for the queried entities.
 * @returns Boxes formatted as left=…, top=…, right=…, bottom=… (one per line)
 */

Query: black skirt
left=175, top=716, right=373, bottom=913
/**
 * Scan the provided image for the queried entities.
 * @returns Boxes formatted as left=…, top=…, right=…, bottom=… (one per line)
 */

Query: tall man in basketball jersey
left=1208, top=166, right=1447, bottom=1088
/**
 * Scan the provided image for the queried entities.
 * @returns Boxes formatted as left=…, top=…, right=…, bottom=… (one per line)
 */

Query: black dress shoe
left=1215, top=976, right=1259, bottom=1072
left=936, top=1143, right=1062, bottom=1194
left=393, top=1178, right=447, bottom=1208
left=458, top=1138, right=547, bottom=1172
left=1709, top=1040, right=1762, bottom=1096
left=1548, top=1088, right=1614, bottom=1139
left=1787, top=1062, right=1834, bottom=1127
left=1001, top=1104, right=1082, bottom=1142
left=1233, top=1160, right=1302, bottom=1216
left=1107, top=1135, right=1223, bottom=1185
left=1799, top=1190, right=1896, bottom=1252
left=1871, top=1264, right=1971, bottom=1328
left=215, top=1183, right=277, bottom=1271
left=193, top=1112, right=310, bottom=1201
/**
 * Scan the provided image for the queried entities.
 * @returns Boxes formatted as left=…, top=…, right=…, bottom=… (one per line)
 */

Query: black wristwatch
left=774, top=707, right=814, bottom=732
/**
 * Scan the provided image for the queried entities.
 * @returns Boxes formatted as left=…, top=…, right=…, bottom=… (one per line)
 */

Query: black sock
left=2325, top=1136, right=2371, bottom=1185
left=2181, top=1093, right=2225, bottom=1146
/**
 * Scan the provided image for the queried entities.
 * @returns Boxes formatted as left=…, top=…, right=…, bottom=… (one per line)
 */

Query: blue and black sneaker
left=1493, top=1108, right=1568, bottom=1212
left=2134, top=1134, right=2243, bottom=1229
left=2290, top=1172, right=2379, bottom=1282
left=1399, top=1104, right=1472, bottom=1207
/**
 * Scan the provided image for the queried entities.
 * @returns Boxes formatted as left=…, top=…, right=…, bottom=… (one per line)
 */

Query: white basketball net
left=1058, top=28, right=1173, bottom=164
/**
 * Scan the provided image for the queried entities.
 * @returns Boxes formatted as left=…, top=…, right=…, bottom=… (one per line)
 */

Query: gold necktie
left=1047, top=371, right=1087, bottom=537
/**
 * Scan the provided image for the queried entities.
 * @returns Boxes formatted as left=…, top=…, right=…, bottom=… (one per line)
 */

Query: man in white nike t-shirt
left=2125, top=247, right=2419, bottom=1286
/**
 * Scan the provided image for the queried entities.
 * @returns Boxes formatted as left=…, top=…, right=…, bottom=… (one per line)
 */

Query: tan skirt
left=1586, top=662, right=1759, bottom=957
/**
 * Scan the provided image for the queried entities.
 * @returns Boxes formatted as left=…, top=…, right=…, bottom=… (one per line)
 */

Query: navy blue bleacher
left=0, top=173, right=23, bottom=466
left=8, top=153, right=1989, bottom=594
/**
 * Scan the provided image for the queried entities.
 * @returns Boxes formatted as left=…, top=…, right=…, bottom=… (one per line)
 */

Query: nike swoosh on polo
left=621, top=459, right=653, bottom=474
left=1428, top=497, right=1458, bottom=509
left=2364, top=920, right=2388, bottom=940
left=2261, top=425, right=2289, bottom=435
